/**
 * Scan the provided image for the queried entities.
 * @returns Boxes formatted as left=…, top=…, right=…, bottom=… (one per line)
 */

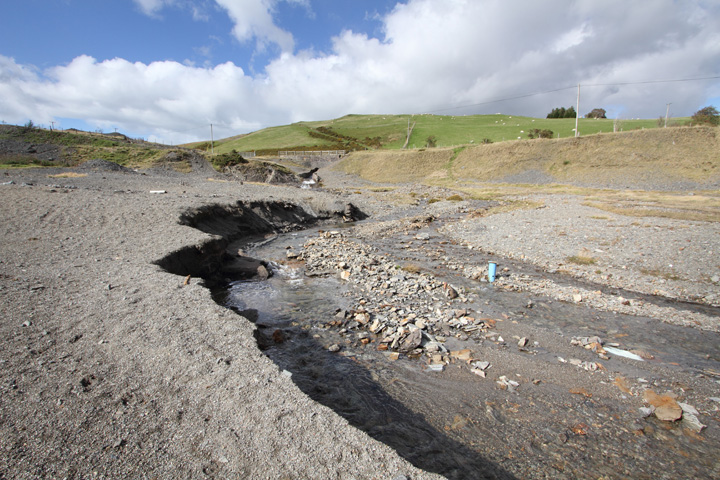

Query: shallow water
left=221, top=220, right=720, bottom=479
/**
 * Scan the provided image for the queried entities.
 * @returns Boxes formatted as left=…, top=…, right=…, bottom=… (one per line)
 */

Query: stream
left=217, top=216, right=720, bottom=480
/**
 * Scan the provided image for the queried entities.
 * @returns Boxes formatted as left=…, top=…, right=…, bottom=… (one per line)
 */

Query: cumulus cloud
left=133, top=0, right=177, bottom=16
left=263, top=0, right=720, bottom=120
left=214, top=0, right=295, bottom=53
left=2, top=0, right=719, bottom=143
left=0, top=55, right=272, bottom=141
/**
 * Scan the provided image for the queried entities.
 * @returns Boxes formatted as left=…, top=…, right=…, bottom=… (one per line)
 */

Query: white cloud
left=133, top=0, right=177, bottom=16
left=2, top=0, right=719, bottom=143
left=214, top=0, right=295, bottom=53
left=262, top=0, right=720, bottom=120
left=552, top=23, right=593, bottom=54
left=133, top=0, right=297, bottom=52
left=0, top=54, right=272, bottom=141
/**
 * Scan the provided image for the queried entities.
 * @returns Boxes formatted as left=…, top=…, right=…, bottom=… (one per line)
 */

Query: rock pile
left=300, top=231, right=496, bottom=365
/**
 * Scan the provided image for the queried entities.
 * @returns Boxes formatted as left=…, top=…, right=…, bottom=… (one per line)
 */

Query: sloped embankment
left=336, top=127, right=719, bottom=190
left=155, top=198, right=364, bottom=284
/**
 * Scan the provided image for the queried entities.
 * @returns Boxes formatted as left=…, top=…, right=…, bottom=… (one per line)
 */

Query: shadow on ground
left=254, top=325, right=517, bottom=480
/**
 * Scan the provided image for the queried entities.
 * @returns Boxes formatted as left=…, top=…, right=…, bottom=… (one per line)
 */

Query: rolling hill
left=190, top=113, right=684, bottom=155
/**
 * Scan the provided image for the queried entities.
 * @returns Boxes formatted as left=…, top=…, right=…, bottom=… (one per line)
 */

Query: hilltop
left=190, top=113, right=685, bottom=155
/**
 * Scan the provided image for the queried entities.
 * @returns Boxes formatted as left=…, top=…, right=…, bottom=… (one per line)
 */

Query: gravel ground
left=440, top=194, right=720, bottom=310
left=0, top=167, right=442, bottom=479
left=1, top=163, right=718, bottom=479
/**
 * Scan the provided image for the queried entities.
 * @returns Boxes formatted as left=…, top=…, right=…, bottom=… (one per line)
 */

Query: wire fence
left=278, top=150, right=346, bottom=157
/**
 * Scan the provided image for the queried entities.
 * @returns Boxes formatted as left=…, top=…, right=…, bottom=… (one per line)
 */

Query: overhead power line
left=582, top=74, right=720, bottom=87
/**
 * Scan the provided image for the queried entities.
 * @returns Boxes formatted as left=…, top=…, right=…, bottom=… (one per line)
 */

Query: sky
left=1, top=0, right=719, bottom=144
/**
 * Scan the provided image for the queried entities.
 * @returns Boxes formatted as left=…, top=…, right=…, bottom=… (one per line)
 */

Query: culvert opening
left=154, top=199, right=513, bottom=480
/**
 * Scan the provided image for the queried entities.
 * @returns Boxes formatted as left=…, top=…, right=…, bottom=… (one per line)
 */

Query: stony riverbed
left=224, top=191, right=720, bottom=479
left=1, top=162, right=718, bottom=479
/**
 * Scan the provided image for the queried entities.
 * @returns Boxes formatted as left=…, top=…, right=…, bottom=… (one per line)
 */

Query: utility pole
left=575, top=83, right=580, bottom=137
left=210, top=123, right=214, bottom=154
left=665, top=103, right=672, bottom=128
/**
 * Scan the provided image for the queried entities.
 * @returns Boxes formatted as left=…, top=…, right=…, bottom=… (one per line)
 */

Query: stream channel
left=215, top=212, right=720, bottom=480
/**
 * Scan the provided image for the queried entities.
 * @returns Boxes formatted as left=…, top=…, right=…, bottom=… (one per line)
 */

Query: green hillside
left=195, top=113, right=684, bottom=155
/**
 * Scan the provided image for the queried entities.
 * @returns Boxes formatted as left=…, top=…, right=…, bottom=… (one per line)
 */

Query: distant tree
left=691, top=106, right=719, bottom=126
left=547, top=107, right=566, bottom=118
left=426, top=135, right=437, bottom=148
left=585, top=108, right=607, bottom=119
left=547, top=106, right=577, bottom=118
left=528, top=128, right=554, bottom=139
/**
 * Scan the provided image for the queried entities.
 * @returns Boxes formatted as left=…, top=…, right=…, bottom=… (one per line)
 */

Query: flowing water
left=219, top=220, right=720, bottom=479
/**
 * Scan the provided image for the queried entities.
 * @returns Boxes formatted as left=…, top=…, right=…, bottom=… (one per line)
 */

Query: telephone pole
left=210, top=123, right=214, bottom=154
left=665, top=103, right=672, bottom=128
left=575, top=83, right=580, bottom=137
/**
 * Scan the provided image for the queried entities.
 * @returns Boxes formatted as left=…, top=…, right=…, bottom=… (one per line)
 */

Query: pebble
left=497, top=375, right=520, bottom=392
left=682, top=413, right=706, bottom=432
left=678, top=402, right=699, bottom=416
left=643, top=390, right=682, bottom=422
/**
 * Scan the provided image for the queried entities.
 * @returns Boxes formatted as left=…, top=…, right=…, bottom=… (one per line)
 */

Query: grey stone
left=678, top=402, right=699, bottom=415
left=682, top=413, right=706, bottom=432
left=399, top=328, right=422, bottom=353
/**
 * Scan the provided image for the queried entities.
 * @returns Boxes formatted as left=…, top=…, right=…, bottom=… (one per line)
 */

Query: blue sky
left=1, top=0, right=719, bottom=144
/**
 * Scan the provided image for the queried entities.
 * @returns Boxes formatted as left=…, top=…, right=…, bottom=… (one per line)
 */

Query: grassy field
left=198, top=113, right=682, bottom=154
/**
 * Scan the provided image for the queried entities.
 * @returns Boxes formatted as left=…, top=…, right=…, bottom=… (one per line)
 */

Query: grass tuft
left=48, top=172, right=87, bottom=178
left=566, top=255, right=597, bottom=265
left=401, top=264, right=423, bottom=274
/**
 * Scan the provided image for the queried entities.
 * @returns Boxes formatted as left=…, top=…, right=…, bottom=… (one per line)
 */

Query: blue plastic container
left=488, top=262, right=497, bottom=283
